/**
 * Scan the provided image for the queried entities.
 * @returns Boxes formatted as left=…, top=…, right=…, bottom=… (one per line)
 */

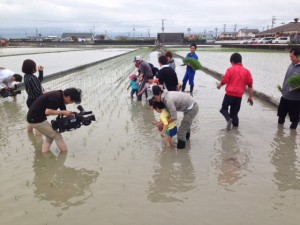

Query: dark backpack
left=148, top=63, right=159, bottom=76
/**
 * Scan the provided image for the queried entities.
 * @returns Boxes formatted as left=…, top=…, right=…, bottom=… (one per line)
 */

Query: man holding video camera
left=27, top=88, right=82, bottom=153
left=0, top=68, right=23, bottom=97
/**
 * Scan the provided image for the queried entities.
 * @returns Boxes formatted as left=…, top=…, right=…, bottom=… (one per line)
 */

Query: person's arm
left=160, top=124, right=167, bottom=137
left=247, top=72, right=254, bottom=105
left=217, top=69, right=230, bottom=89
left=167, top=117, right=176, bottom=124
left=247, top=86, right=253, bottom=105
left=37, top=66, right=44, bottom=82
left=217, top=82, right=224, bottom=89
left=138, top=83, right=147, bottom=95
left=45, top=108, right=72, bottom=116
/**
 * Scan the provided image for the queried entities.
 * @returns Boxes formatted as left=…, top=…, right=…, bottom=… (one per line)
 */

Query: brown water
left=0, top=50, right=300, bottom=225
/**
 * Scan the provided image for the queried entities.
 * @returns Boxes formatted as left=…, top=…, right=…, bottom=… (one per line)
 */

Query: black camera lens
left=77, top=105, right=84, bottom=112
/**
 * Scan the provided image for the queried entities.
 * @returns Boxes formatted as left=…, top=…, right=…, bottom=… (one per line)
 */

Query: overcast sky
left=0, top=0, right=299, bottom=37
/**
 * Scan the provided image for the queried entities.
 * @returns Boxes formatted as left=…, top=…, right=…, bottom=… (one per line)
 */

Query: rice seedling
left=182, top=58, right=202, bottom=70
left=277, top=84, right=282, bottom=92
left=288, top=73, right=300, bottom=90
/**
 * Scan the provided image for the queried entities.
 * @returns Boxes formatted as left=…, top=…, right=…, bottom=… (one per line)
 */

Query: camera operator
left=27, top=88, right=82, bottom=153
left=0, top=68, right=22, bottom=90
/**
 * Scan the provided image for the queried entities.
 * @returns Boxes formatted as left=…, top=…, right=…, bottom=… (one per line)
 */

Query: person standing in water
left=181, top=43, right=198, bottom=94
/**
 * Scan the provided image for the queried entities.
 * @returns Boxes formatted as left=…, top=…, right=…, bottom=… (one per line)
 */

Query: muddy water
left=1, top=50, right=300, bottom=225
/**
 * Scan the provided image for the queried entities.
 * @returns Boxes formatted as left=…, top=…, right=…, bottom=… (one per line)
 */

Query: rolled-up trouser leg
left=30, top=120, right=65, bottom=151
left=177, top=102, right=199, bottom=141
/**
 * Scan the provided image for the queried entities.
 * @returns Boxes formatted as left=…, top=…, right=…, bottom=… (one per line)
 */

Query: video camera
left=51, top=105, right=96, bottom=133
left=0, top=85, right=21, bottom=98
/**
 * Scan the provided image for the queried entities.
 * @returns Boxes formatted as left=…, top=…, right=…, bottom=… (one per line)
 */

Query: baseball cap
left=152, top=85, right=162, bottom=96
left=133, top=56, right=141, bottom=62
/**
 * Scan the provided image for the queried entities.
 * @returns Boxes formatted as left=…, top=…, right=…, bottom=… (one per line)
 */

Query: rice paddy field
left=0, top=46, right=300, bottom=225
left=174, top=46, right=290, bottom=103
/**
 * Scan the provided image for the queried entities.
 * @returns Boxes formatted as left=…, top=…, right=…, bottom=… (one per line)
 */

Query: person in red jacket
left=217, top=53, right=253, bottom=129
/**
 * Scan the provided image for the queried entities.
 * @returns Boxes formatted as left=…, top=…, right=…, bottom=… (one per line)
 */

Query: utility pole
left=162, top=19, right=165, bottom=47
left=223, top=24, right=226, bottom=33
left=215, top=27, right=218, bottom=39
left=133, top=25, right=135, bottom=37
left=272, top=16, right=276, bottom=28
left=234, top=24, right=237, bottom=32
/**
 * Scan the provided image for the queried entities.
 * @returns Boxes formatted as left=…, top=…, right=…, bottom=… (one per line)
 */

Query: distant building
left=236, top=29, right=259, bottom=39
left=157, top=33, right=184, bottom=44
left=94, top=34, right=110, bottom=40
left=218, top=32, right=237, bottom=40
left=0, top=37, right=9, bottom=46
left=259, top=18, right=300, bottom=43
left=61, top=33, right=94, bottom=43
left=184, top=34, right=199, bottom=40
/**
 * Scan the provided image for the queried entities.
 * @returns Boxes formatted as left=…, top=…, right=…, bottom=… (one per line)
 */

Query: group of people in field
left=128, top=45, right=300, bottom=148
left=1, top=60, right=81, bottom=153
left=1, top=45, right=300, bottom=152
left=128, top=44, right=200, bottom=149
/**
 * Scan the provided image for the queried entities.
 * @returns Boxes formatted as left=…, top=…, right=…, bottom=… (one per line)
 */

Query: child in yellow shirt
left=153, top=101, right=177, bottom=147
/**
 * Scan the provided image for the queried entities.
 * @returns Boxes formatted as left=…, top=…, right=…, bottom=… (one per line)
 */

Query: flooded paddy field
left=0, top=47, right=136, bottom=75
left=1, top=48, right=300, bottom=225
left=0, top=47, right=81, bottom=56
left=175, top=47, right=290, bottom=103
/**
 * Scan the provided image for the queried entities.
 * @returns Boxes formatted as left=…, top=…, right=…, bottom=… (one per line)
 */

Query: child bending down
left=137, top=75, right=156, bottom=106
left=127, top=74, right=140, bottom=99
left=153, top=101, right=177, bottom=147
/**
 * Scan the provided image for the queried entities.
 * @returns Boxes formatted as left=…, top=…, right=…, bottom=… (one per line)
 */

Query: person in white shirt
left=0, top=68, right=22, bottom=90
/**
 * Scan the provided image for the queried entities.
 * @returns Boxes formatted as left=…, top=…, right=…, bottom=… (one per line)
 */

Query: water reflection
left=0, top=99, right=26, bottom=149
left=28, top=134, right=99, bottom=210
left=128, top=100, right=156, bottom=140
left=148, top=143, right=196, bottom=202
left=271, top=127, right=300, bottom=191
left=213, top=129, right=251, bottom=189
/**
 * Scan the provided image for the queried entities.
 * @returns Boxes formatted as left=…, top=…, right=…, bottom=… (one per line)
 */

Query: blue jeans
left=131, top=89, right=138, bottom=98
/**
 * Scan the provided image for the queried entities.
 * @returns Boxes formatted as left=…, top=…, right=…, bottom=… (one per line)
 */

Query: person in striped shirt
left=23, top=59, right=44, bottom=133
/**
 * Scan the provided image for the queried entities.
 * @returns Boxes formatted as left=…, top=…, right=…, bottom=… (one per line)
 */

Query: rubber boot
left=177, top=140, right=186, bottom=149
left=181, top=83, right=186, bottom=92
left=290, top=122, right=298, bottom=129
left=190, top=85, right=194, bottom=93
left=186, top=132, right=190, bottom=140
